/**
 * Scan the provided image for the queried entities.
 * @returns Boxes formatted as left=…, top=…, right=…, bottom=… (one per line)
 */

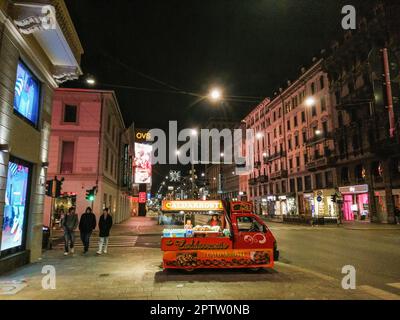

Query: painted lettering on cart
left=165, top=239, right=230, bottom=250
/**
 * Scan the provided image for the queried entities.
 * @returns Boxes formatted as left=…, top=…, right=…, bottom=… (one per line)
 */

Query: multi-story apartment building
left=44, top=88, right=134, bottom=225
left=0, top=0, right=82, bottom=273
left=323, top=0, right=400, bottom=223
left=242, top=60, right=338, bottom=221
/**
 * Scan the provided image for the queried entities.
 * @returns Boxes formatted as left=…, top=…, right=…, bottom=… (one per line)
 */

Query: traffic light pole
left=48, top=196, right=55, bottom=249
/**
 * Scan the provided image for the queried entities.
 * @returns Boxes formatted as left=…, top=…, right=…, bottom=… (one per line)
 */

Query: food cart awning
left=161, top=200, right=224, bottom=213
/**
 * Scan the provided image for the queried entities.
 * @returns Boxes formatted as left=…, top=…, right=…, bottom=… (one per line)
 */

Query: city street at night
left=1, top=0, right=400, bottom=313
left=1, top=217, right=399, bottom=300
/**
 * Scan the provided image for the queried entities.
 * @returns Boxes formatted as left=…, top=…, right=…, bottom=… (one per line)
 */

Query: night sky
left=63, top=0, right=357, bottom=191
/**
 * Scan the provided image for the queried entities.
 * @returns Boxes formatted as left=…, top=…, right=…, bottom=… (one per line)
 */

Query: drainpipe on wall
left=382, top=48, right=396, bottom=138
left=96, top=93, right=104, bottom=212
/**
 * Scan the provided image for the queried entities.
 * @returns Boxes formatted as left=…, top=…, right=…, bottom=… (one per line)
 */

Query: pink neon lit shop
left=339, top=185, right=370, bottom=222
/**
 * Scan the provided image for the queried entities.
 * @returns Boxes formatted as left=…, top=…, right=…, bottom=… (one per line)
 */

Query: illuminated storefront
left=313, top=189, right=339, bottom=218
left=339, top=185, right=370, bottom=222
left=53, top=193, right=77, bottom=229
left=303, top=193, right=314, bottom=217
left=264, top=195, right=297, bottom=217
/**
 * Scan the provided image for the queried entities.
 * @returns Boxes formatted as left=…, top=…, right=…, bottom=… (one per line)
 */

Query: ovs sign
left=135, top=130, right=151, bottom=142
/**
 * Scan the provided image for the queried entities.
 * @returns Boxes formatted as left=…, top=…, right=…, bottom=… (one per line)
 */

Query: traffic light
left=45, top=180, right=53, bottom=197
left=54, top=177, right=64, bottom=198
left=85, top=186, right=97, bottom=202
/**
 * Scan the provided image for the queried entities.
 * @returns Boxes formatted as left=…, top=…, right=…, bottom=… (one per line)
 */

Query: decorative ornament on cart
left=243, top=233, right=267, bottom=245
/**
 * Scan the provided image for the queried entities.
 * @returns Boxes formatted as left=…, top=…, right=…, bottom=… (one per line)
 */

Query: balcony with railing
left=306, top=132, right=333, bottom=146
left=270, top=170, right=288, bottom=180
left=266, top=151, right=286, bottom=162
left=257, top=175, right=268, bottom=183
left=248, top=178, right=257, bottom=185
left=306, top=155, right=338, bottom=172
left=254, top=161, right=262, bottom=169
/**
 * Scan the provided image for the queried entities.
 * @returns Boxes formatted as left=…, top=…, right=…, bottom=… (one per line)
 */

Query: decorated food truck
left=161, top=200, right=279, bottom=271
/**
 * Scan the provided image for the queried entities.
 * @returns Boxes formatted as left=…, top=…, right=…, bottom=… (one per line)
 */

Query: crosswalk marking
left=387, top=283, right=400, bottom=290
left=54, top=236, right=138, bottom=250
left=359, top=285, right=400, bottom=300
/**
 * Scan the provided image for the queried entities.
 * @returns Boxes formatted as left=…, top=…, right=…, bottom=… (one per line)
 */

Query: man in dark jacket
left=79, top=207, right=97, bottom=254
left=97, top=208, right=113, bottom=255
left=61, top=207, right=78, bottom=256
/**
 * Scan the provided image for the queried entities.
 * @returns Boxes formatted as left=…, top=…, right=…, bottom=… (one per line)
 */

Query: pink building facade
left=44, top=89, right=134, bottom=227
left=241, top=60, right=339, bottom=221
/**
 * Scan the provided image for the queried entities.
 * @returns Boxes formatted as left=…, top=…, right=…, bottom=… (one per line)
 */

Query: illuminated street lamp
left=209, top=88, right=222, bottom=102
left=315, top=129, right=322, bottom=135
left=86, top=75, right=96, bottom=86
left=256, top=132, right=263, bottom=140
left=305, top=96, right=316, bottom=107
left=191, top=129, right=198, bottom=136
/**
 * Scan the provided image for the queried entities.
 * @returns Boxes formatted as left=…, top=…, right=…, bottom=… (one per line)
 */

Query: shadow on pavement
left=153, top=267, right=285, bottom=283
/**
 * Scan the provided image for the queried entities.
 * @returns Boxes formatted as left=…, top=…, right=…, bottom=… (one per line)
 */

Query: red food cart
left=161, top=200, right=279, bottom=271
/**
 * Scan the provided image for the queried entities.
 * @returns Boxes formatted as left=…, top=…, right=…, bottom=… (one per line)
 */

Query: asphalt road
left=268, top=223, right=400, bottom=296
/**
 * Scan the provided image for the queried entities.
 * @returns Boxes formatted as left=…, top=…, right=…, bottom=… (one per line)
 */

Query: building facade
left=323, top=0, right=400, bottom=223
left=44, top=89, right=134, bottom=226
left=0, top=0, right=82, bottom=273
left=242, top=61, right=338, bottom=220
left=241, top=0, right=400, bottom=224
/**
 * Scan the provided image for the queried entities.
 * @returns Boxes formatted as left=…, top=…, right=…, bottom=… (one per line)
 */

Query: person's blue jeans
left=64, top=229, right=75, bottom=252
left=80, top=231, right=92, bottom=252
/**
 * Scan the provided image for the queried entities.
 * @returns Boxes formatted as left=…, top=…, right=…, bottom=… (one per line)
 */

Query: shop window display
left=13, top=61, right=40, bottom=126
left=1, top=161, right=30, bottom=252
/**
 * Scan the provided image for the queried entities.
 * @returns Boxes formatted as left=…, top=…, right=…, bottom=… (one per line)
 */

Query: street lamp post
left=190, top=129, right=198, bottom=199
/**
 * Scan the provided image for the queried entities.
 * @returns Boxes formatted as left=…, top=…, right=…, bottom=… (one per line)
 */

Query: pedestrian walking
left=79, top=207, right=97, bottom=254
left=97, top=208, right=113, bottom=255
left=61, top=207, right=78, bottom=256
left=395, top=206, right=400, bottom=225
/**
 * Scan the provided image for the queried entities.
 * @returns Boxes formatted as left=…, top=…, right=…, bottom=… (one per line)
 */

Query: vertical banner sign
left=138, top=192, right=147, bottom=204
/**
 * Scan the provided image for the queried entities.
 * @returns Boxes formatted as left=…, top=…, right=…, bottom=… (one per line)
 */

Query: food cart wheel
left=247, top=267, right=262, bottom=272
left=184, top=268, right=195, bottom=273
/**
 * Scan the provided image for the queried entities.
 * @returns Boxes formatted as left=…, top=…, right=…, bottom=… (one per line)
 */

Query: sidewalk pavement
left=341, top=221, right=400, bottom=230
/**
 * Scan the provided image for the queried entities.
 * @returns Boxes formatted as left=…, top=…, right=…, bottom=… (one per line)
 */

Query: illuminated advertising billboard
left=14, top=61, right=40, bottom=126
left=1, top=161, right=30, bottom=252
left=134, top=143, right=152, bottom=184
